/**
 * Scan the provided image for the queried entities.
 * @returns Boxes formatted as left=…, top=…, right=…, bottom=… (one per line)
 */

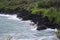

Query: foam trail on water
left=0, top=14, right=21, bottom=21
left=0, top=14, right=10, bottom=17
left=30, top=24, right=37, bottom=31
left=7, top=15, right=20, bottom=20
left=46, top=28, right=58, bottom=32
left=0, top=14, right=59, bottom=40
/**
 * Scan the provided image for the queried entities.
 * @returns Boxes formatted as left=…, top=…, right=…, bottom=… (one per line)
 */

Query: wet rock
left=37, top=25, right=47, bottom=30
left=0, top=8, right=58, bottom=30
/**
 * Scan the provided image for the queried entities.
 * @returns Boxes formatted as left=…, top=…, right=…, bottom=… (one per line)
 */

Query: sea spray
left=0, top=14, right=21, bottom=21
left=0, top=14, right=59, bottom=40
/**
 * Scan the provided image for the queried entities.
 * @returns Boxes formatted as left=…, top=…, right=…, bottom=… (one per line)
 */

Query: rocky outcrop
left=0, top=8, right=58, bottom=30
left=17, top=9, right=58, bottom=30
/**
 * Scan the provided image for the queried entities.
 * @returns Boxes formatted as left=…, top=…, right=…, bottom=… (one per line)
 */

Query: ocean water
left=0, top=14, right=59, bottom=40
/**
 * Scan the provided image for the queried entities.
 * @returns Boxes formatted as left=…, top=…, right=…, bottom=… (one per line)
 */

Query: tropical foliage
left=0, top=0, right=60, bottom=24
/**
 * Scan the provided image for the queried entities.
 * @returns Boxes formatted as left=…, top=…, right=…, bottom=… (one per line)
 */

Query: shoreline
left=0, top=8, right=59, bottom=30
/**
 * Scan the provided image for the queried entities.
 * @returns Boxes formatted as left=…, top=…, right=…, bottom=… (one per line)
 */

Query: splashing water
left=0, top=14, right=59, bottom=40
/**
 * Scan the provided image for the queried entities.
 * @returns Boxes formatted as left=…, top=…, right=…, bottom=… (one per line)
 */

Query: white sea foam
left=30, top=24, right=37, bottom=31
left=45, top=28, right=57, bottom=32
left=0, top=14, right=21, bottom=20
left=7, top=15, right=20, bottom=20
left=0, top=14, right=10, bottom=17
left=0, top=14, right=59, bottom=40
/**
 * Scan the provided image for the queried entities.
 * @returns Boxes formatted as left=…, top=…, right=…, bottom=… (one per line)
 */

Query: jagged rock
left=37, top=25, right=47, bottom=30
left=0, top=8, right=58, bottom=30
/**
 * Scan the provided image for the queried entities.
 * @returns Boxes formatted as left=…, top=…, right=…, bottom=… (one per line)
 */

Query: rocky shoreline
left=0, top=8, right=59, bottom=30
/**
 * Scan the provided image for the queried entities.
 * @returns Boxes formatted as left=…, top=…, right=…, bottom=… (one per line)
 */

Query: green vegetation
left=7, top=35, right=12, bottom=40
left=0, top=0, right=60, bottom=39
left=0, top=0, right=60, bottom=24
left=56, top=29, right=60, bottom=39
